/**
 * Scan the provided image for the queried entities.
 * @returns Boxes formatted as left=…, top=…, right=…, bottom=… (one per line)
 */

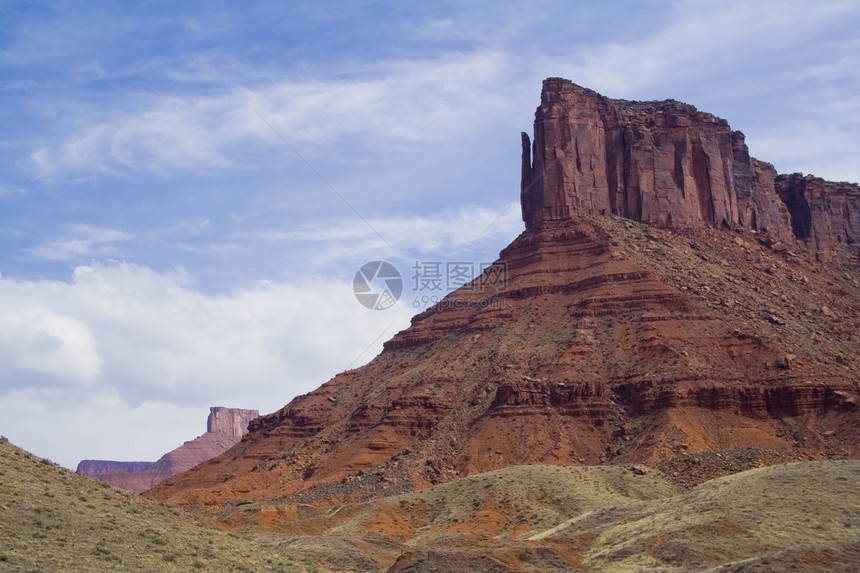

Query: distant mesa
left=76, top=460, right=154, bottom=476
left=77, top=407, right=258, bottom=493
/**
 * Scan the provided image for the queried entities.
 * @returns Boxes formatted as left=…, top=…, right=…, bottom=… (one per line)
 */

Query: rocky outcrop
left=775, top=173, right=860, bottom=262
left=78, top=407, right=258, bottom=493
left=207, top=407, right=259, bottom=440
left=521, top=78, right=859, bottom=262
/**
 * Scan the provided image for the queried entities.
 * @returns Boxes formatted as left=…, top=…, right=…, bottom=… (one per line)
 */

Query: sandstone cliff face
left=78, top=407, right=258, bottom=493
left=207, top=406, right=258, bottom=440
left=522, top=78, right=859, bottom=263
left=775, top=173, right=860, bottom=262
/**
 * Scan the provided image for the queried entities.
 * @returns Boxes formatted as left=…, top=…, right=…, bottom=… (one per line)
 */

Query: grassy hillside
left=536, top=461, right=860, bottom=572
left=0, top=437, right=313, bottom=573
left=205, top=458, right=860, bottom=572
left=2, top=435, right=858, bottom=572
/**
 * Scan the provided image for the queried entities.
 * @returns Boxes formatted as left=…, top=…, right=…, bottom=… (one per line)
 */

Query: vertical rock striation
left=521, top=78, right=859, bottom=262
left=207, top=406, right=259, bottom=440
left=775, top=173, right=860, bottom=261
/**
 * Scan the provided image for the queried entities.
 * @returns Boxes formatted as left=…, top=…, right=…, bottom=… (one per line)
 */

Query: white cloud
left=0, top=262, right=414, bottom=467
left=749, top=122, right=860, bottom=184
left=552, top=0, right=859, bottom=96
left=31, top=96, right=240, bottom=177
left=31, top=51, right=515, bottom=179
left=0, top=389, right=205, bottom=469
left=0, top=184, right=29, bottom=199
left=0, top=307, right=101, bottom=387
left=251, top=203, right=524, bottom=267
left=0, top=202, right=520, bottom=467
left=16, top=1, right=860, bottom=184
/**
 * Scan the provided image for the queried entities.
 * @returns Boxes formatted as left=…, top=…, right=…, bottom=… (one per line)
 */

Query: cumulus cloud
left=0, top=201, right=519, bottom=467
left=0, top=306, right=101, bottom=387
left=1, top=262, right=413, bottom=403
left=0, top=262, right=414, bottom=467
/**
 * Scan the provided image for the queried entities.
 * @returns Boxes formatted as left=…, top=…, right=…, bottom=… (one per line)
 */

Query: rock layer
left=147, top=217, right=859, bottom=514
left=75, top=460, right=153, bottom=475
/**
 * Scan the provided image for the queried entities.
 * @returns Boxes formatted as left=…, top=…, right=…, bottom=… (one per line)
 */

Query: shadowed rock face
left=78, top=407, right=258, bottom=493
left=144, top=80, right=859, bottom=520
left=775, top=173, right=860, bottom=262
left=521, top=78, right=859, bottom=262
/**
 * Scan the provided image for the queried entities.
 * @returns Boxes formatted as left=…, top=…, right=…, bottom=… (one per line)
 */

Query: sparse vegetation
left=0, top=439, right=312, bottom=572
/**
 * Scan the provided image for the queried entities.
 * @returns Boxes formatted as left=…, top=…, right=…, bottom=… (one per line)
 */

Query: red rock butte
left=521, top=78, right=859, bottom=262
left=78, top=407, right=259, bottom=493
left=145, top=79, right=859, bottom=522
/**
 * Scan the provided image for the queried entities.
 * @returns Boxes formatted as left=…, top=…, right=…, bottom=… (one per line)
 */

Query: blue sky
left=1, top=0, right=858, bottom=468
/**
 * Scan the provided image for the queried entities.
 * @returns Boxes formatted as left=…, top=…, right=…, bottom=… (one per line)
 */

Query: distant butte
left=77, top=407, right=258, bottom=493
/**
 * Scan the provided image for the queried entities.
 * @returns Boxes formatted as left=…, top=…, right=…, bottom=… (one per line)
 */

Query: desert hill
left=3, top=435, right=859, bottom=572
left=0, top=436, right=299, bottom=572
left=146, top=79, right=859, bottom=521
left=145, top=217, right=860, bottom=514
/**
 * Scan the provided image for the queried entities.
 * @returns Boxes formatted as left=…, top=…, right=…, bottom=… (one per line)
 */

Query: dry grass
left=2, top=435, right=859, bottom=572
left=533, top=460, right=860, bottom=572
left=0, top=437, right=323, bottom=572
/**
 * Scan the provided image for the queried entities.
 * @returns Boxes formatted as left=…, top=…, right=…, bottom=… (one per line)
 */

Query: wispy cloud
left=24, top=2, right=860, bottom=184
left=749, top=121, right=860, bottom=184
left=553, top=0, right=859, bottom=97
left=0, top=184, right=29, bottom=199
left=28, top=224, right=133, bottom=261
left=31, top=51, right=515, bottom=179
left=238, top=203, right=524, bottom=269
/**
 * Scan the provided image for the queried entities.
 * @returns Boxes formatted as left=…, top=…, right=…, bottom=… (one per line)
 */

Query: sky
left=1, top=0, right=859, bottom=469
